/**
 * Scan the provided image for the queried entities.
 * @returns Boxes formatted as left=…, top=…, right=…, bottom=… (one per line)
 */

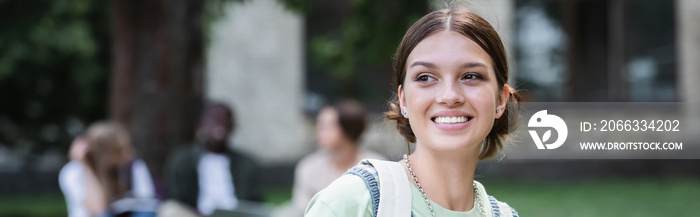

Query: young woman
left=306, top=6, right=520, bottom=217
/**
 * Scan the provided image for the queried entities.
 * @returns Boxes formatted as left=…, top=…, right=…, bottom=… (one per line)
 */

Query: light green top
left=305, top=174, right=480, bottom=217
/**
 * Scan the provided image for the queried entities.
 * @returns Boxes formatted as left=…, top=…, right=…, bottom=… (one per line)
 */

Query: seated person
left=59, top=121, right=158, bottom=217
left=166, top=102, right=262, bottom=216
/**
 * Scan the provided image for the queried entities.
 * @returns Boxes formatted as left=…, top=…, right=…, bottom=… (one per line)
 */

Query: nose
left=436, top=81, right=465, bottom=107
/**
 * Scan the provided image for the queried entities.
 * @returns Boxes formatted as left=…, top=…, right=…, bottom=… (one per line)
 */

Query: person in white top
left=292, top=99, right=386, bottom=213
left=59, top=137, right=90, bottom=217
left=59, top=122, right=157, bottom=217
left=166, top=102, right=262, bottom=216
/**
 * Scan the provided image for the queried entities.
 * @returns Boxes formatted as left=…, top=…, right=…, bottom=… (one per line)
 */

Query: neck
left=204, top=140, right=227, bottom=153
left=329, top=141, right=359, bottom=171
left=404, top=142, right=480, bottom=212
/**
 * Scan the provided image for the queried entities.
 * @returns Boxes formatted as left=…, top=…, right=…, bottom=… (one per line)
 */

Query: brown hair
left=330, top=99, right=368, bottom=143
left=385, top=7, right=521, bottom=160
left=84, top=121, right=133, bottom=203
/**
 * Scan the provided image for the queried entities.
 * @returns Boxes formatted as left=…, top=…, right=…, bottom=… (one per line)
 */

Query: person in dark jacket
left=166, top=102, right=262, bottom=216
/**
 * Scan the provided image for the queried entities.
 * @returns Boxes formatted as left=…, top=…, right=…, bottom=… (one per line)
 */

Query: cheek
left=467, top=87, right=499, bottom=114
left=317, top=126, right=342, bottom=143
left=317, top=127, right=330, bottom=138
left=403, top=86, right=434, bottom=110
left=328, top=128, right=342, bottom=139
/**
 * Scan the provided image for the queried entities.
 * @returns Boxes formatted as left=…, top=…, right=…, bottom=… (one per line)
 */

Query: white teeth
left=434, top=116, right=469, bottom=124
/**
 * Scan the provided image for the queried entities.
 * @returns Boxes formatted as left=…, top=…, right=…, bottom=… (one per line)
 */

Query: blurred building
left=206, top=0, right=310, bottom=165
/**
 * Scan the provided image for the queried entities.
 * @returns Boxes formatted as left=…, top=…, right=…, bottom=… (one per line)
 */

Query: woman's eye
left=462, top=73, right=481, bottom=80
left=416, top=75, right=434, bottom=82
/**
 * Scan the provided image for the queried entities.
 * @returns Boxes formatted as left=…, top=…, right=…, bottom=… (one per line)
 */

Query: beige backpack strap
left=366, top=159, right=412, bottom=217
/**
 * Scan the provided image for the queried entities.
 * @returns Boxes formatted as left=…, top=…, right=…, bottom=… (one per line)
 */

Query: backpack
left=344, top=159, right=519, bottom=217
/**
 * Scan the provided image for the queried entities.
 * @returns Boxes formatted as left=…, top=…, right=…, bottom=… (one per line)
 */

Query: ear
left=495, top=84, right=510, bottom=119
left=398, top=85, right=407, bottom=117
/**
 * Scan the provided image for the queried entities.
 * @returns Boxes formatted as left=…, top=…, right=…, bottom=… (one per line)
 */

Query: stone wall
left=205, top=0, right=310, bottom=165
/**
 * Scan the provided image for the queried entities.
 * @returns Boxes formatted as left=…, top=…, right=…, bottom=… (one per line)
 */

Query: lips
left=432, top=116, right=471, bottom=124
left=430, top=110, right=474, bottom=131
left=430, top=110, right=474, bottom=124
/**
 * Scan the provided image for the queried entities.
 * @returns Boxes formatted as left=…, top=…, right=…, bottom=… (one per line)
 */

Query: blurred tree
left=0, top=0, right=110, bottom=157
left=110, top=0, right=207, bottom=184
left=307, top=0, right=429, bottom=102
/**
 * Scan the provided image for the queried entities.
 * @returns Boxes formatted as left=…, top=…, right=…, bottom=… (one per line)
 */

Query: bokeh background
left=1, top=0, right=699, bottom=216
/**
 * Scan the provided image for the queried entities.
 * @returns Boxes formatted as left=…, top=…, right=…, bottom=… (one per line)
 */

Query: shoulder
left=131, top=159, right=153, bottom=177
left=131, top=159, right=153, bottom=179
left=296, top=151, right=327, bottom=172
left=487, top=195, right=519, bottom=217
left=478, top=181, right=518, bottom=217
left=169, top=145, right=198, bottom=161
left=358, top=149, right=386, bottom=160
left=59, top=161, right=83, bottom=178
left=59, top=161, right=84, bottom=190
left=305, top=174, right=373, bottom=217
left=224, top=148, right=261, bottom=177
left=131, top=159, right=148, bottom=170
left=226, top=148, right=258, bottom=166
left=166, top=146, right=200, bottom=174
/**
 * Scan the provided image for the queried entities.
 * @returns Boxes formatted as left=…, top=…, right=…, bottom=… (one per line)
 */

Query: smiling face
left=399, top=31, right=509, bottom=154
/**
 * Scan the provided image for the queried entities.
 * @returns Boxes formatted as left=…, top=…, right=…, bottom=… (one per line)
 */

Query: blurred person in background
left=59, top=122, right=157, bottom=217
left=291, top=99, right=385, bottom=214
left=166, top=102, right=262, bottom=216
left=78, top=121, right=158, bottom=217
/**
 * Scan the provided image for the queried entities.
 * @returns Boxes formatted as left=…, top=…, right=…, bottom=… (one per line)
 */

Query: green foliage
left=0, top=0, right=110, bottom=152
left=304, top=0, right=429, bottom=102
left=277, top=0, right=312, bottom=14
left=203, top=0, right=247, bottom=33
left=309, top=0, right=427, bottom=80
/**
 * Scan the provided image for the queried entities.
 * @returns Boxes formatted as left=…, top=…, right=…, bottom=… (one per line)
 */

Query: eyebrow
left=409, top=61, right=487, bottom=69
left=409, top=61, right=437, bottom=69
left=459, top=62, right=487, bottom=68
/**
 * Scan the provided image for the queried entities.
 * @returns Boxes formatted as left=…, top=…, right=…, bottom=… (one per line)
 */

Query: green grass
left=483, top=178, right=700, bottom=217
left=262, top=178, right=700, bottom=216
left=2, top=178, right=699, bottom=216
left=0, top=194, right=66, bottom=217
left=262, top=185, right=293, bottom=207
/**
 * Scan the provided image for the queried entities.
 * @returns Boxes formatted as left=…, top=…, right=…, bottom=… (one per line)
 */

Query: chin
left=423, top=135, right=482, bottom=153
left=317, top=143, right=330, bottom=150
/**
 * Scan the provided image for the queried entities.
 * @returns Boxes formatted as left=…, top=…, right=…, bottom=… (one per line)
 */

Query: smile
left=431, top=116, right=472, bottom=124
left=429, top=110, right=474, bottom=131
